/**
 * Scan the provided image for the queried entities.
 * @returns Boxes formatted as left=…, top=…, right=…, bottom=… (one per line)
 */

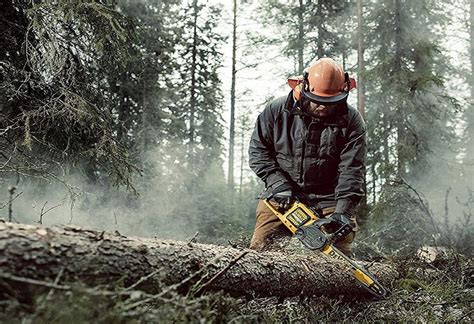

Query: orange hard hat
left=288, top=58, right=356, bottom=104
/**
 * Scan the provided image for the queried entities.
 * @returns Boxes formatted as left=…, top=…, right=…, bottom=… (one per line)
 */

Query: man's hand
left=326, top=212, right=354, bottom=242
left=271, top=183, right=299, bottom=209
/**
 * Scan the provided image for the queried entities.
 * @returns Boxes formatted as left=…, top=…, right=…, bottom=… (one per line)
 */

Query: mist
left=0, top=0, right=472, bottom=254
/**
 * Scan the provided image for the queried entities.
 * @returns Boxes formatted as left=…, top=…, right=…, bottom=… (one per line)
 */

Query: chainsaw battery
left=285, top=206, right=312, bottom=227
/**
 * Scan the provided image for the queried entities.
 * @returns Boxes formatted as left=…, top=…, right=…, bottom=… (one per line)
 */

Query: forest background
left=1, top=0, right=473, bottom=257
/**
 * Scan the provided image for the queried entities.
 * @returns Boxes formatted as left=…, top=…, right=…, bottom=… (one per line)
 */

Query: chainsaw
left=263, top=199, right=389, bottom=299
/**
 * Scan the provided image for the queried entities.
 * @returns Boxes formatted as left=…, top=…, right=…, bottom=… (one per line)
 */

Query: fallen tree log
left=0, top=222, right=398, bottom=298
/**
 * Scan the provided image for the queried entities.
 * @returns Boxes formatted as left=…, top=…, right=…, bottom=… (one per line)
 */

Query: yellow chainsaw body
left=262, top=200, right=319, bottom=233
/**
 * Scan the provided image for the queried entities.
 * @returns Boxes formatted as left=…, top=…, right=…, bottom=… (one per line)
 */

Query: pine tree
left=365, top=0, right=458, bottom=190
left=361, top=0, right=460, bottom=248
left=259, top=0, right=353, bottom=74
left=110, top=0, right=182, bottom=185
left=175, top=0, right=225, bottom=172
left=151, top=0, right=229, bottom=239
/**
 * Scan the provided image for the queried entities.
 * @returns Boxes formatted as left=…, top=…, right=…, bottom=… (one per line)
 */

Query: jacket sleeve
left=334, top=110, right=366, bottom=215
left=248, top=103, right=290, bottom=191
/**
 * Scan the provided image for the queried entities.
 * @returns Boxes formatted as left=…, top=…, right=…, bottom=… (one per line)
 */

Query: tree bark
left=316, top=0, right=324, bottom=59
left=189, top=0, right=198, bottom=145
left=227, top=0, right=237, bottom=191
left=356, top=0, right=368, bottom=217
left=0, top=222, right=398, bottom=298
left=297, top=0, right=304, bottom=73
left=466, top=0, right=474, bottom=164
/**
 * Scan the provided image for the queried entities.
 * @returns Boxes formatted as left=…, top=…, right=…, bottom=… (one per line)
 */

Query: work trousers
left=249, top=199, right=357, bottom=257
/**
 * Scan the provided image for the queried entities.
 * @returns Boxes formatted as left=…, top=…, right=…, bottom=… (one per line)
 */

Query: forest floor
left=1, top=240, right=472, bottom=324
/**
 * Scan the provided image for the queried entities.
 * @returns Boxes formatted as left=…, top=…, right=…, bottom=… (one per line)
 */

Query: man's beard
left=304, top=100, right=331, bottom=118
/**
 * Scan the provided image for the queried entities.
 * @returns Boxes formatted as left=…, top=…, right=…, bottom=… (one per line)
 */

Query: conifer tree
left=365, top=0, right=457, bottom=191
left=0, top=0, right=137, bottom=188
left=176, top=0, right=226, bottom=173
left=259, top=0, right=352, bottom=74
left=148, top=0, right=229, bottom=238
left=110, top=0, right=182, bottom=187
left=360, top=0, right=460, bottom=249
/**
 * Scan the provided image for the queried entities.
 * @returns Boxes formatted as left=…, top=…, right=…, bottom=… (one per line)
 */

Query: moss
left=1, top=255, right=472, bottom=323
left=397, top=278, right=427, bottom=291
left=396, top=277, right=458, bottom=301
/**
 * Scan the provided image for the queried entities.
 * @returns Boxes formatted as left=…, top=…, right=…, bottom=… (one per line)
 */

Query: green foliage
left=258, top=0, right=354, bottom=73
left=365, top=0, right=458, bottom=191
left=129, top=0, right=236, bottom=241
left=0, top=0, right=138, bottom=188
left=110, top=0, right=182, bottom=155
left=176, top=0, right=226, bottom=158
left=356, top=183, right=438, bottom=256
left=355, top=181, right=474, bottom=259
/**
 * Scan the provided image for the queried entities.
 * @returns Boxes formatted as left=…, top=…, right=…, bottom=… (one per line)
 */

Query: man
left=248, top=57, right=366, bottom=256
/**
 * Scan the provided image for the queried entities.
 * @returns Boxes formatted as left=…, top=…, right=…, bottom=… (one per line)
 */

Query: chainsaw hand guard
left=295, top=223, right=328, bottom=250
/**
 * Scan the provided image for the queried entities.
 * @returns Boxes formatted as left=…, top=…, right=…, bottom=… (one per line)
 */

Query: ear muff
left=288, top=76, right=303, bottom=101
left=343, top=72, right=357, bottom=91
left=349, top=75, right=357, bottom=91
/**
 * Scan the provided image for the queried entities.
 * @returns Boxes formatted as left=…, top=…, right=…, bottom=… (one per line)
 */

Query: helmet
left=288, top=58, right=356, bottom=104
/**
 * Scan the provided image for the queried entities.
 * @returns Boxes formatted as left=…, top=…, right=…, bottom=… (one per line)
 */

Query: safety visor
left=301, top=86, right=349, bottom=105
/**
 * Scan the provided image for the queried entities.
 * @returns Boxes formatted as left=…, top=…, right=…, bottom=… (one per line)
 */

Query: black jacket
left=249, top=92, right=366, bottom=215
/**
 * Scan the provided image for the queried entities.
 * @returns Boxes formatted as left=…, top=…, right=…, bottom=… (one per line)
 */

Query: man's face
left=305, top=101, right=336, bottom=118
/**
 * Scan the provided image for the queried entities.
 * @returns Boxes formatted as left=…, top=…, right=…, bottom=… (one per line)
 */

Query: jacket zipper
left=299, top=140, right=305, bottom=183
left=299, top=121, right=310, bottom=183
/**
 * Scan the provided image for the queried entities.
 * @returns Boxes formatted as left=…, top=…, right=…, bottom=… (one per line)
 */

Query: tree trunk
left=0, top=222, right=398, bottom=298
left=228, top=0, right=237, bottom=191
left=297, top=0, right=304, bottom=73
left=466, top=0, right=474, bottom=165
left=189, top=0, right=198, bottom=145
left=316, top=0, right=324, bottom=59
left=394, top=0, right=405, bottom=177
left=356, top=0, right=368, bottom=215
